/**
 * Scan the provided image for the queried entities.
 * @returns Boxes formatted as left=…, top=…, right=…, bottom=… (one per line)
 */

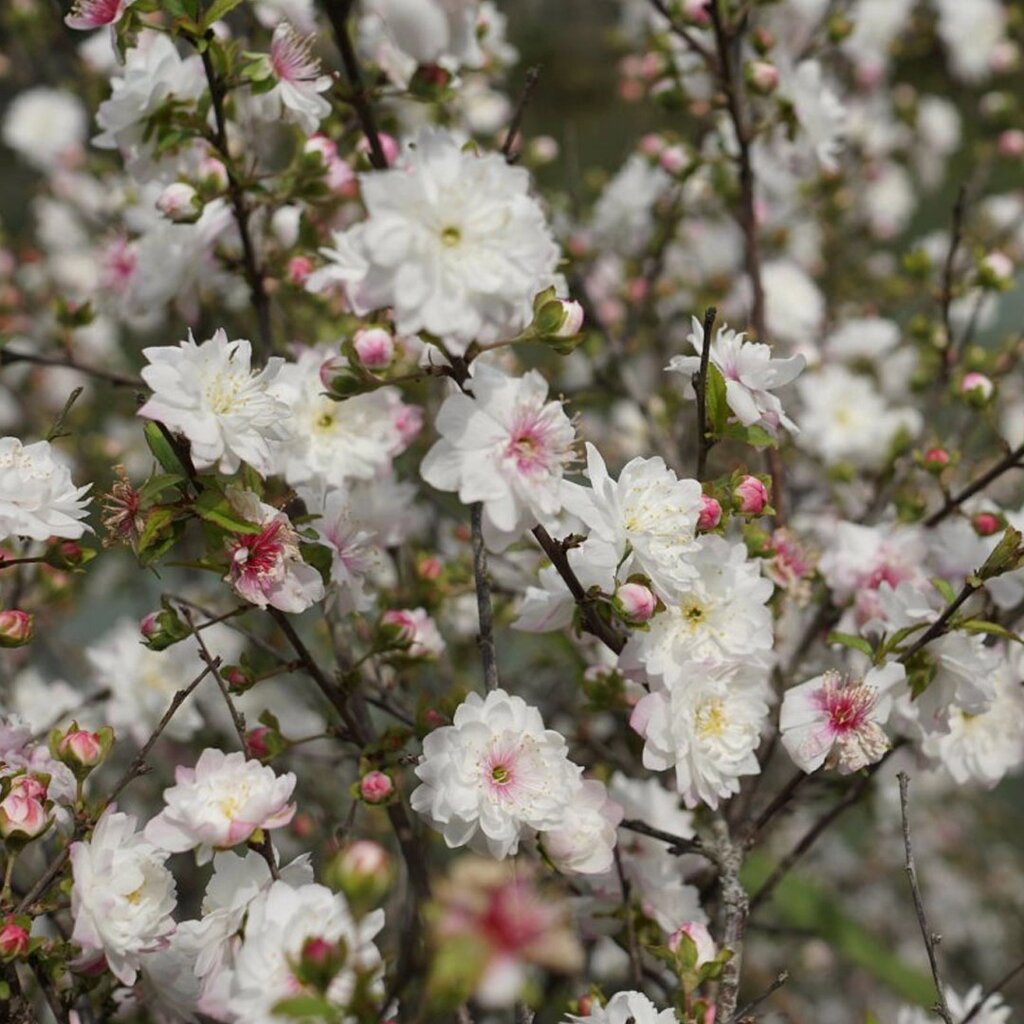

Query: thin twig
left=469, top=503, right=499, bottom=690
left=924, top=441, right=1024, bottom=527
left=960, top=958, right=1024, bottom=1024
left=729, top=971, right=789, bottom=1023
left=0, top=347, right=140, bottom=388
left=15, top=661, right=217, bottom=914
left=320, top=0, right=388, bottom=169
left=620, top=818, right=711, bottom=859
left=614, top=846, right=644, bottom=989
left=939, top=185, right=968, bottom=378
left=531, top=524, right=626, bottom=654
left=694, top=304, right=717, bottom=479
left=646, top=0, right=714, bottom=63
left=898, top=580, right=978, bottom=663
left=898, top=773, right=955, bottom=1024
left=200, top=47, right=272, bottom=362
left=743, top=770, right=808, bottom=849
left=501, top=65, right=541, bottom=162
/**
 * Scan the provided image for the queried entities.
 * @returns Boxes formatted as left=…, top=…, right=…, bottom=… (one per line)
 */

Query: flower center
left=441, top=226, right=462, bottom=247
left=696, top=698, right=727, bottom=739
left=491, top=764, right=511, bottom=784
left=817, top=674, right=877, bottom=734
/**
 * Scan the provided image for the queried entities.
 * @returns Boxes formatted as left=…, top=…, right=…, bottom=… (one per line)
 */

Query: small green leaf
left=137, top=473, right=186, bottom=502
left=931, top=576, right=957, bottom=604
left=704, top=363, right=729, bottom=435
left=202, top=0, right=247, bottom=29
left=270, top=994, right=334, bottom=1019
left=958, top=619, right=1022, bottom=643
left=827, top=631, right=874, bottom=658
left=137, top=506, right=179, bottom=555
left=143, top=422, right=189, bottom=477
left=193, top=489, right=261, bottom=534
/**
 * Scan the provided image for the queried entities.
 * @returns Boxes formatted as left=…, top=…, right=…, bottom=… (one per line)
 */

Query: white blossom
left=2, top=87, right=86, bottom=172
left=0, top=437, right=91, bottom=541
left=565, top=990, right=678, bottom=1024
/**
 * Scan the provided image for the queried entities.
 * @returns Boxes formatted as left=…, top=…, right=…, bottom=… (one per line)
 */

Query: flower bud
left=287, top=255, right=313, bottom=285
left=352, top=327, right=395, bottom=370
left=527, top=135, right=559, bottom=164
left=156, top=182, right=203, bottom=224
left=959, top=371, right=995, bottom=405
left=326, top=840, right=393, bottom=914
left=615, top=582, right=657, bottom=624
left=55, top=725, right=111, bottom=772
left=246, top=727, right=273, bottom=760
left=733, top=475, right=769, bottom=515
left=320, top=359, right=372, bottom=399
left=746, top=60, right=779, bottom=94
left=358, top=770, right=394, bottom=805
left=0, top=784, right=50, bottom=842
left=576, top=996, right=595, bottom=1016
left=669, top=920, right=717, bottom=968
left=198, top=156, right=229, bottom=191
left=972, top=511, right=1003, bottom=537
left=357, top=132, right=400, bottom=166
left=998, top=129, right=1024, bottom=157
left=978, top=252, right=1014, bottom=289
left=638, top=132, right=666, bottom=157
left=417, top=556, right=443, bottom=581
left=139, top=606, right=190, bottom=651
left=223, top=664, right=255, bottom=694
left=659, top=144, right=688, bottom=174
left=0, top=610, right=32, bottom=648
left=697, top=495, right=723, bottom=532
left=0, top=921, right=29, bottom=959
left=295, top=935, right=346, bottom=992
left=535, top=297, right=585, bottom=339
left=921, top=447, right=951, bottom=473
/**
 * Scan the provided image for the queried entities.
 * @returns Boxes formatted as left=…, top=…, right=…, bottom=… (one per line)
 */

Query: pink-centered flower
left=65, top=0, right=135, bottom=30
left=224, top=490, right=325, bottom=613
left=263, top=22, right=332, bottom=135
left=780, top=663, right=904, bottom=774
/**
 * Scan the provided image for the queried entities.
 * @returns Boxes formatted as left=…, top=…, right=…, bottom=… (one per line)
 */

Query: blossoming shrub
left=0, top=0, right=1023, bottom=1022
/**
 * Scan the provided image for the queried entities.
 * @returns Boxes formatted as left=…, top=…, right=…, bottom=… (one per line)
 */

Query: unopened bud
left=55, top=725, right=111, bottom=773
left=358, top=770, right=394, bottom=805
left=296, top=935, right=346, bottom=991
left=615, top=582, right=657, bottom=624
left=669, top=920, right=717, bottom=967
left=0, top=922, right=29, bottom=959
left=326, top=839, right=393, bottom=914
left=352, top=327, right=395, bottom=370
left=746, top=60, right=779, bottom=94
left=733, top=475, right=769, bottom=515
left=0, top=785, right=50, bottom=842
left=0, top=610, right=32, bottom=648
left=357, top=132, right=400, bottom=166
left=535, top=297, right=585, bottom=340
left=978, top=252, right=1014, bottom=289
left=156, top=182, right=203, bottom=224
left=959, top=371, right=995, bottom=405
left=223, top=664, right=255, bottom=693
left=697, top=495, right=723, bottom=532
left=972, top=511, right=1003, bottom=537
left=198, top=156, right=229, bottom=191
left=417, top=556, right=442, bottom=581
left=920, top=447, right=950, bottom=473
left=139, top=606, right=190, bottom=651
left=246, top=727, right=273, bottom=760
left=998, top=129, right=1024, bottom=157
left=287, top=255, right=313, bottom=285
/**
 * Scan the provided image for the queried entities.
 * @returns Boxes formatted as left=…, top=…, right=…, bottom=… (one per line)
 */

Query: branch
left=614, top=845, right=644, bottom=989
left=898, top=773, right=955, bottom=1024
left=501, top=65, right=541, bottom=162
left=199, top=47, right=272, bottom=362
left=469, top=503, right=499, bottom=691
left=15, top=660, right=217, bottom=914
left=713, top=814, right=749, bottom=1021
left=924, top=440, right=1024, bottom=527
left=0, top=347, right=140, bottom=388
left=960, top=958, right=1024, bottom=1024
left=531, top=524, right=626, bottom=654
left=694, top=304, right=717, bottom=479
left=898, top=579, right=979, bottom=663
left=939, top=184, right=968, bottom=377
left=319, top=0, right=388, bottom=169
left=619, top=818, right=711, bottom=860
left=728, top=970, right=789, bottom=1023
left=645, top=0, right=715, bottom=64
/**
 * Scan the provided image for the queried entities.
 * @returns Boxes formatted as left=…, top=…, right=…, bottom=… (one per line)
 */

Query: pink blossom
left=65, top=0, right=134, bottom=30
left=0, top=610, right=32, bottom=648
left=57, top=729, right=105, bottom=768
left=353, top=327, right=395, bottom=369
left=733, top=475, right=769, bottom=515
left=358, top=771, right=394, bottom=804
left=0, top=921, right=28, bottom=958
left=0, top=777, right=50, bottom=840
left=697, top=495, right=723, bottom=531
left=616, top=582, right=657, bottom=624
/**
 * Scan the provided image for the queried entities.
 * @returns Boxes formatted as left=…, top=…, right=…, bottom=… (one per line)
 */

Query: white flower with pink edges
left=145, top=748, right=297, bottom=863
left=258, top=22, right=332, bottom=135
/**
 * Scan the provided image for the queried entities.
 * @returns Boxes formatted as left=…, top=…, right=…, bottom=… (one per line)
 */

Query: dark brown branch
left=694, top=305, right=717, bottom=479
left=939, top=184, right=968, bottom=378
left=0, top=348, right=140, bottom=388
left=898, top=773, right=955, bottom=1024
left=200, top=47, right=272, bottom=362
left=620, top=817, right=711, bottom=859
left=320, top=0, right=388, bottom=169
left=898, top=580, right=978, bottom=663
left=645, top=0, right=714, bottom=63
left=728, top=970, right=789, bottom=1023
left=501, top=65, right=541, bottom=162
left=924, top=441, right=1024, bottom=527
left=713, top=814, right=749, bottom=1021
left=531, top=524, right=626, bottom=654
left=743, top=770, right=808, bottom=849
left=960, top=958, right=1024, bottom=1024
left=469, top=503, right=499, bottom=690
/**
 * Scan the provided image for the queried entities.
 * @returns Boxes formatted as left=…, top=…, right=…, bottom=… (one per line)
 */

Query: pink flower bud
left=0, top=789, right=49, bottom=841
left=393, top=404, right=423, bottom=447
left=576, top=996, right=595, bottom=1016
left=359, top=771, right=394, bottom=805
left=302, top=936, right=335, bottom=966
left=960, top=371, right=994, bottom=404
left=980, top=251, right=1014, bottom=286
left=223, top=665, right=255, bottom=693
left=139, top=612, right=160, bottom=640
left=287, top=255, right=313, bottom=285
left=0, top=610, right=32, bottom=648
left=245, top=727, right=273, bottom=760
left=198, top=156, right=229, bottom=191
left=638, top=133, right=666, bottom=157
left=353, top=327, right=395, bottom=369
left=319, top=355, right=346, bottom=391
left=357, top=133, right=400, bottom=166
left=155, top=182, right=202, bottom=224
left=998, top=129, right=1024, bottom=157
left=0, top=921, right=28, bottom=958
left=417, top=556, right=442, bottom=581
left=733, top=475, right=769, bottom=515
left=683, top=0, right=710, bottom=23
left=922, top=447, right=950, bottom=469
left=305, top=134, right=338, bottom=163
left=747, top=60, right=779, bottom=94
left=659, top=144, right=688, bottom=174
left=57, top=729, right=105, bottom=768
left=697, top=495, right=723, bottom=531
left=669, top=920, right=717, bottom=966
left=338, top=838, right=390, bottom=877
left=616, top=582, right=657, bottom=624
left=528, top=135, right=559, bottom=164
left=552, top=299, right=584, bottom=337
left=990, top=40, right=1019, bottom=73
left=381, top=609, right=416, bottom=645
left=972, top=511, right=1003, bottom=537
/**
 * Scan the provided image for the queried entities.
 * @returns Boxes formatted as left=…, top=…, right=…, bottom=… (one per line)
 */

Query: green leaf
left=202, top=0, right=247, bottom=30
left=137, top=473, right=186, bottom=503
left=827, top=631, right=874, bottom=658
left=193, top=489, right=261, bottom=534
left=931, top=576, right=957, bottom=604
left=143, top=422, right=189, bottom=477
left=299, top=542, right=333, bottom=586
left=958, top=619, right=1022, bottom=643
left=704, top=363, right=729, bottom=435
left=137, top=506, right=179, bottom=555
left=270, top=994, right=334, bottom=1020
left=720, top=421, right=778, bottom=449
